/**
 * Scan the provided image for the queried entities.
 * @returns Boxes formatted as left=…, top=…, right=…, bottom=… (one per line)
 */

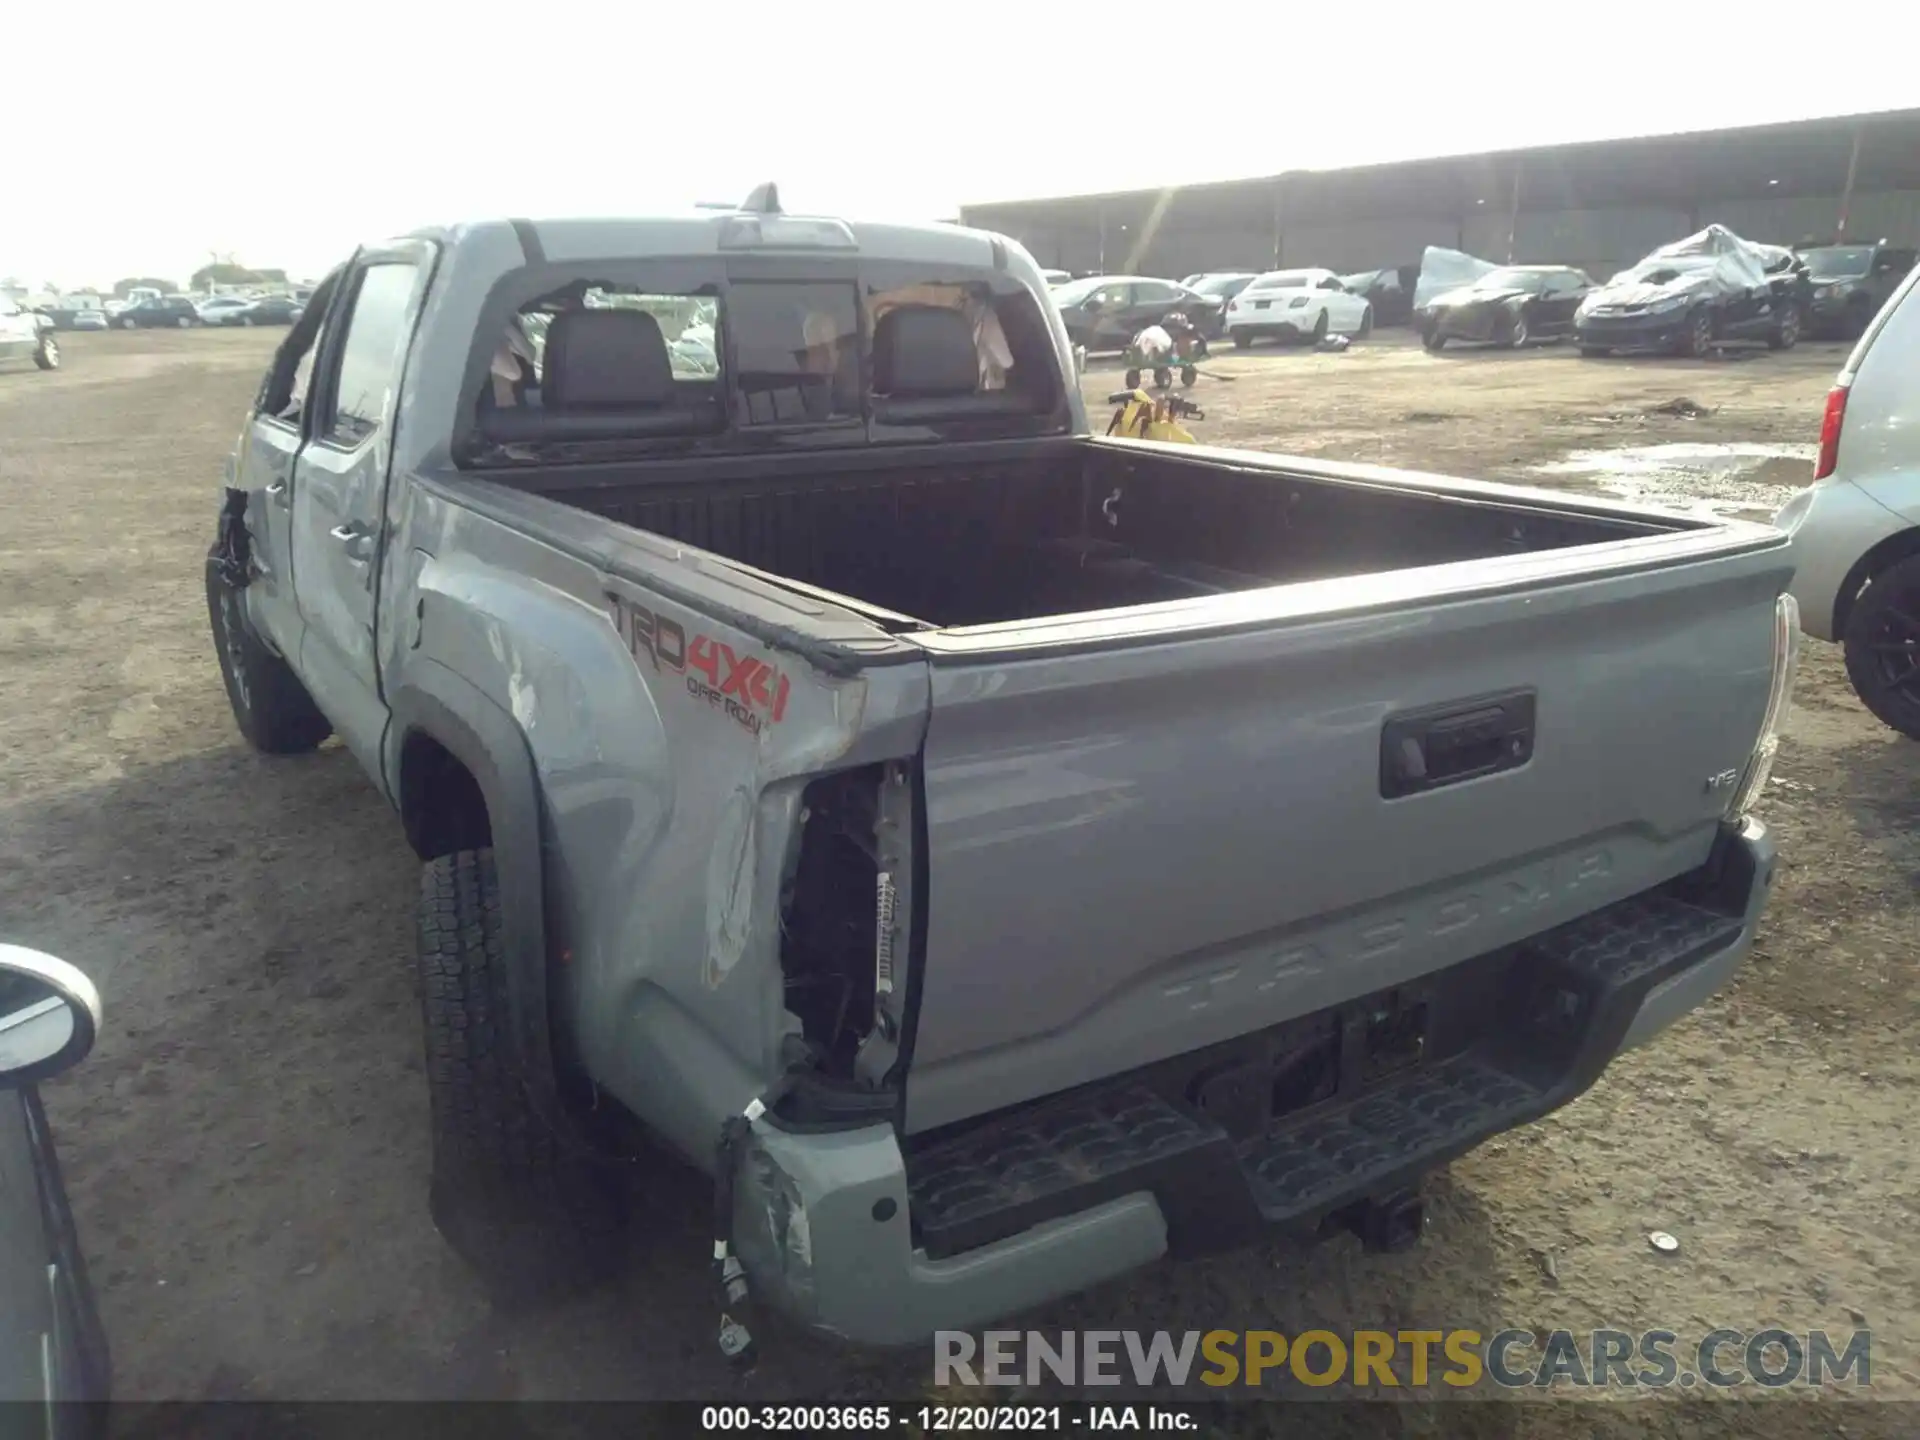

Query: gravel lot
left=0, top=327, right=1913, bottom=1428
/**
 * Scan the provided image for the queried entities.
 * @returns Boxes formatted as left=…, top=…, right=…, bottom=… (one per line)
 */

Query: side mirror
left=0, top=946, right=101, bottom=1088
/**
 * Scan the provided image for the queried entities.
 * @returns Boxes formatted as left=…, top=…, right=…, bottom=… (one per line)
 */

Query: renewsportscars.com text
left=935, top=1328, right=1871, bottom=1390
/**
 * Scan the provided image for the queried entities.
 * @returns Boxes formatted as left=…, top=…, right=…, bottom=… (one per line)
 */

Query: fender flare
left=387, top=660, right=572, bottom=1134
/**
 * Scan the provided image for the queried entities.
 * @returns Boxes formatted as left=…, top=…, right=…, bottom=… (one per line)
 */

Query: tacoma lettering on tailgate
left=613, top=596, right=790, bottom=735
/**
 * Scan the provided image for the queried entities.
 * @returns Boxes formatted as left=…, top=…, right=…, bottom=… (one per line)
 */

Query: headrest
left=873, top=305, right=979, bottom=398
left=542, top=309, right=673, bottom=409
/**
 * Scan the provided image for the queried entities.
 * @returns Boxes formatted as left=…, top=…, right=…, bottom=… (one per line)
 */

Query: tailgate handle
left=1381, top=690, right=1535, bottom=799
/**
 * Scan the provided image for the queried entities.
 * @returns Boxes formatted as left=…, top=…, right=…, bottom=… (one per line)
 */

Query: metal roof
left=960, top=108, right=1920, bottom=231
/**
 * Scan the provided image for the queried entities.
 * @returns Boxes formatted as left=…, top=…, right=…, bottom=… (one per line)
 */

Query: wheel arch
left=1833, top=524, right=1920, bottom=640
left=387, top=661, right=574, bottom=1131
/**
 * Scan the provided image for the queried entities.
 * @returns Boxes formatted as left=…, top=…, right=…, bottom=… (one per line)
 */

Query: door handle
left=330, top=523, right=374, bottom=562
left=265, top=480, right=289, bottom=507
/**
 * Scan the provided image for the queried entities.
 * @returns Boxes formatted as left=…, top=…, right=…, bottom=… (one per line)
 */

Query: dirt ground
left=1, top=327, right=1914, bottom=1428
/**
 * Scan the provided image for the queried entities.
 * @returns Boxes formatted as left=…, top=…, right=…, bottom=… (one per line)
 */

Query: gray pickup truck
left=204, top=191, right=1797, bottom=1350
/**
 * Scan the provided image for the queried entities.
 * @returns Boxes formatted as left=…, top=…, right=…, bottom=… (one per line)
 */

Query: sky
left=9, top=0, right=1918, bottom=291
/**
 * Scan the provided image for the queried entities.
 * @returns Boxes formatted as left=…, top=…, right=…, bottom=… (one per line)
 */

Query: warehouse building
left=958, top=107, right=1920, bottom=282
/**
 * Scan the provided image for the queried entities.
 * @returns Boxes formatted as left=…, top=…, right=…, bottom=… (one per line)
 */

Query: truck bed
left=519, top=438, right=1673, bottom=631
left=484, top=437, right=1783, bottom=1138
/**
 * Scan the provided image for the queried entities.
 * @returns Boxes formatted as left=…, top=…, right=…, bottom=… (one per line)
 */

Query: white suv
left=1775, top=260, right=1920, bottom=736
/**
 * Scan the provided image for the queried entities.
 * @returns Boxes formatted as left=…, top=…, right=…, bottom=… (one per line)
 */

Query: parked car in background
left=1575, top=225, right=1807, bottom=357
left=195, top=296, right=257, bottom=327
left=0, top=297, right=59, bottom=371
left=234, top=295, right=305, bottom=327
left=1051, top=275, right=1225, bottom=350
left=1796, top=242, right=1917, bottom=339
left=1183, top=271, right=1260, bottom=316
left=1341, top=265, right=1420, bottom=327
left=1039, top=268, right=1071, bottom=287
left=116, top=295, right=202, bottom=329
left=1421, top=265, right=1595, bottom=351
left=0, top=944, right=111, bottom=1418
left=1777, top=259, right=1920, bottom=737
left=1223, top=268, right=1372, bottom=347
left=70, top=309, right=109, bottom=333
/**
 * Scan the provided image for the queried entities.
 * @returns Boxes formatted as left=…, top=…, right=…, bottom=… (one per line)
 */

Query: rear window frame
left=452, top=255, right=1072, bottom=466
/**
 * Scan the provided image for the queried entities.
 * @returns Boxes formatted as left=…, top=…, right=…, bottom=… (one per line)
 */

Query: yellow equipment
left=1104, top=388, right=1205, bottom=444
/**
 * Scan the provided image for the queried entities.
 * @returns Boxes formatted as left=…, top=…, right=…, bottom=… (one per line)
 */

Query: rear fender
left=385, top=661, right=574, bottom=1135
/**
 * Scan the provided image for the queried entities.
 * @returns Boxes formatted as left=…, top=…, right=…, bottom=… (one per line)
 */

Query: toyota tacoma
left=203, top=189, right=1796, bottom=1350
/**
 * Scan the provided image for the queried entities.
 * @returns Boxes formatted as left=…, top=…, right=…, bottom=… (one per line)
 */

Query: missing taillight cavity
left=780, top=767, right=885, bottom=1076
left=1814, top=384, right=1849, bottom=480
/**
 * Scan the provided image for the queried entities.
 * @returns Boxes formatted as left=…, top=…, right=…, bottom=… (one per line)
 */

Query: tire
left=1311, top=310, right=1329, bottom=344
left=1152, top=366, right=1172, bottom=390
left=118, top=317, right=137, bottom=330
left=34, top=335, right=59, bottom=371
left=1842, top=554, right=1920, bottom=739
left=1504, top=312, right=1529, bottom=349
left=1231, top=332, right=1254, bottom=350
left=1767, top=302, right=1801, bottom=351
left=1179, top=365, right=1197, bottom=388
left=1680, top=309, right=1714, bottom=357
left=204, top=559, right=333, bottom=754
left=241, top=315, right=255, bottom=327
left=176, top=315, right=195, bottom=328
left=1123, top=367, right=1141, bottom=389
left=418, top=850, right=626, bottom=1304
left=1579, top=344, right=1610, bottom=357
left=1357, top=307, right=1373, bottom=340
left=1422, top=326, right=1446, bottom=353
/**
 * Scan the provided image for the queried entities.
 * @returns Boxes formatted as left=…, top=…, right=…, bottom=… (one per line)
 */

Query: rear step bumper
left=730, top=818, right=1773, bottom=1347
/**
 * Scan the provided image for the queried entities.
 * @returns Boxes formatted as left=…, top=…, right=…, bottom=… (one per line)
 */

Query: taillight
left=1725, top=594, right=1800, bottom=821
left=1813, top=383, right=1848, bottom=480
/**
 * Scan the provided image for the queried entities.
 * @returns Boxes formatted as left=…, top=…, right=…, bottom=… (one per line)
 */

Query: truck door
left=288, top=244, right=435, bottom=770
left=233, top=265, right=346, bottom=646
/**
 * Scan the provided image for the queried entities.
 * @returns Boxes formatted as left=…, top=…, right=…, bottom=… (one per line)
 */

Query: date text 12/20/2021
left=700, top=1406, right=1196, bottom=1432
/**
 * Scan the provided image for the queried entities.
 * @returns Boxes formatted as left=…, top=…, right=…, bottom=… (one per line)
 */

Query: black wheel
left=118, top=317, right=137, bottom=330
left=1179, top=365, right=1197, bottom=388
left=1842, top=554, right=1920, bottom=739
left=1152, top=366, right=1172, bottom=389
left=1579, top=344, right=1610, bottom=357
left=34, top=334, right=59, bottom=371
left=1357, top=307, right=1373, bottom=340
left=205, top=559, right=332, bottom=754
left=1422, top=326, right=1446, bottom=353
left=418, top=850, right=627, bottom=1304
left=1504, top=312, right=1529, bottom=349
left=1123, top=367, right=1141, bottom=388
left=1231, top=332, right=1254, bottom=350
left=176, top=314, right=195, bottom=329
left=1846, top=297, right=1876, bottom=339
left=1680, top=309, right=1714, bottom=357
left=1311, top=310, right=1329, bottom=344
left=1767, top=302, right=1801, bottom=351
left=241, top=315, right=255, bottom=327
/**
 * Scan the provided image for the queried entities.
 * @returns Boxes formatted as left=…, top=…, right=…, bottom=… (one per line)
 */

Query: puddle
left=1531, top=442, right=1816, bottom=521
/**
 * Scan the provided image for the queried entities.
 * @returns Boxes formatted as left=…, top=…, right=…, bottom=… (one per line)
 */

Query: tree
left=190, top=262, right=286, bottom=290
left=113, top=277, right=178, bottom=298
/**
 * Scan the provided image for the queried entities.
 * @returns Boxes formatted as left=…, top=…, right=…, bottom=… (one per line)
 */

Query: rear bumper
left=733, top=819, right=1775, bottom=1346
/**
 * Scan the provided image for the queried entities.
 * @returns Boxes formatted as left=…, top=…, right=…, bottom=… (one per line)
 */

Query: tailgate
left=901, top=534, right=1790, bottom=1134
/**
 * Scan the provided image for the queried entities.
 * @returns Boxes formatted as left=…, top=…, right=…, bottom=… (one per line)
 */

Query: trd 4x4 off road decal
left=615, top=596, right=791, bottom=735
